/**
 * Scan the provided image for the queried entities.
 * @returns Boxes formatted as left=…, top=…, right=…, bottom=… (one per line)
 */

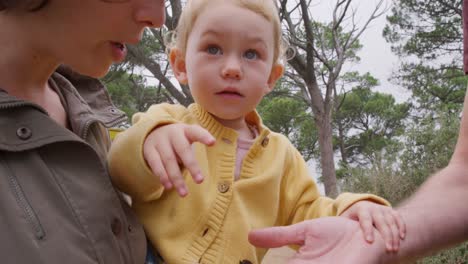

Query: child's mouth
left=218, top=91, right=242, bottom=96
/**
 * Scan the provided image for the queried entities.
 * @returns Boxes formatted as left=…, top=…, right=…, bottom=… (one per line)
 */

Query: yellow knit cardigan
left=108, top=103, right=389, bottom=264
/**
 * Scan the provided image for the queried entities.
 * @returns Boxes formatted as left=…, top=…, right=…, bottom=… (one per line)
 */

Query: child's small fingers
left=177, top=185, right=188, bottom=197
left=158, top=168, right=172, bottom=190
left=386, top=212, right=400, bottom=251
left=172, top=137, right=204, bottom=184
left=170, top=172, right=188, bottom=197
left=162, top=151, right=188, bottom=197
left=157, top=166, right=172, bottom=190
left=392, top=210, right=406, bottom=239
left=184, top=125, right=216, bottom=146
left=145, top=147, right=172, bottom=189
left=373, top=212, right=393, bottom=251
left=358, top=211, right=374, bottom=242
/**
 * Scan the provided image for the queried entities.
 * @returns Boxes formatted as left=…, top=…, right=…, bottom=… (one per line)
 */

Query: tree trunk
left=303, top=76, right=339, bottom=198
left=337, top=119, right=349, bottom=166
left=317, top=113, right=338, bottom=198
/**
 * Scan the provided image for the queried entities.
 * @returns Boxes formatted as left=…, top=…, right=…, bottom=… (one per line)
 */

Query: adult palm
left=248, top=217, right=386, bottom=264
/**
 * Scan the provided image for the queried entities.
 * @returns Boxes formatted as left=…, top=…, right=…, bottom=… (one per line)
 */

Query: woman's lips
left=110, top=41, right=127, bottom=62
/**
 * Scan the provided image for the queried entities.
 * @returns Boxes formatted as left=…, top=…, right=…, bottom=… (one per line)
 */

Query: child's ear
left=265, top=63, right=284, bottom=94
left=169, top=48, right=188, bottom=85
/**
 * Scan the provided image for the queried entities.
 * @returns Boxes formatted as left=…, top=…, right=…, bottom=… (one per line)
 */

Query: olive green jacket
left=0, top=66, right=146, bottom=263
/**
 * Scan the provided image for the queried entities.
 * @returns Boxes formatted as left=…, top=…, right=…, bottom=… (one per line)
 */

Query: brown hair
left=0, top=0, right=49, bottom=11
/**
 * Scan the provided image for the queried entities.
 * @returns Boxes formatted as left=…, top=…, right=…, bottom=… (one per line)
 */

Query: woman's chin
left=69, top=62, right=112, bottom=79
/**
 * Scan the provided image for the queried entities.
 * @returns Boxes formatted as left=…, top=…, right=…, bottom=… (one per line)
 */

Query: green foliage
left=334, top=72, right=410, bottom=171
left=258, top=85, right=319, bottom=161
left=341, top=109, right=463, bottom=262
left=399, top=110, right=460, bottom=185
left=384, top=0, right=465, bottom=111
left=340, top=161, right=414, bottom=205
left=341, top=108, right=460, bottom=204
left=396, top=63, right=466, bottom=112
left=383, top=0, right=462, bottom=59
left=310, top=21, right=363, bottom=67
left=103, top=66, right=170, bottom=122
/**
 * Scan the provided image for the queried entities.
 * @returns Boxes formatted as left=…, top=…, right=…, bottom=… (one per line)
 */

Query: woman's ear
left=265, top=63, right=284, bottom=93
left=169, top=48, right=188, bottom=84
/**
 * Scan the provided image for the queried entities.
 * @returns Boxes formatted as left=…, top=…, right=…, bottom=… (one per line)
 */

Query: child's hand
left=143, top=123, right=215, bottom=197
left=340, top=201, right=406, bottom=252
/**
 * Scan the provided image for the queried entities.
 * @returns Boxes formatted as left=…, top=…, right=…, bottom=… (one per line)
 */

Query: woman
left=0, top=0, right=164, bottom=263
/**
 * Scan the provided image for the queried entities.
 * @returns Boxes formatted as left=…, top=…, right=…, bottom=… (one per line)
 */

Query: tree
left=400, top=110, right=460, bottom=187
left=126, top=0, right=193, bottom=107
left=333, top=72, right=410, bottom=172
left=383, top=0, right=466, bottom=111
left=278, top=0, right=387, bottom=197
left=103, top=65, right=172, bottom=121
left=258, top=83, right=319, bottom=161
left=379, top=0, right=466, bottom=200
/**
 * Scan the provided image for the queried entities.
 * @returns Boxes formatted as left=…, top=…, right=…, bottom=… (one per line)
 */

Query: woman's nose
left=133, top=0, right=166, bottom=28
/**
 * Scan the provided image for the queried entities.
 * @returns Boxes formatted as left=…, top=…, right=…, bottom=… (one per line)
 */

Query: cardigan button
left=217, top=182, right=230, bottom=193
left=16, top=127, right=32, bottom=140
left=240, top=260, right=252, bottom=264
left=261, top=137, right=269, bottom=147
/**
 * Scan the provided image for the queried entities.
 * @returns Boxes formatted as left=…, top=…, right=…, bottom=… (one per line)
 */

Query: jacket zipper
left=7, top=172, right=46, bottom=240
left=1, top=102, right=47, bottom=240
left=82, top=114, right=127, bottom=140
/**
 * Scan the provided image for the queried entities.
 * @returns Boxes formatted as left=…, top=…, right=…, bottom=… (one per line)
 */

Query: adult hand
left=249, top=217, right=388, bottom=264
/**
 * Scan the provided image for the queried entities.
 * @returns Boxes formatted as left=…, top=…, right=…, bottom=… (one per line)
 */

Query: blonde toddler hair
left=170, top=0, right=284, bottom=64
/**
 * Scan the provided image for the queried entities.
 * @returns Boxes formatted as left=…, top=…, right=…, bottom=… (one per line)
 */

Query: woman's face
left=26, top=0, right=165, bottom=77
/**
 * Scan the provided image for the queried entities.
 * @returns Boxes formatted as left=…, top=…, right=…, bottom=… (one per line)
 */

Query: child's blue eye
left=244, top=50, right=258, bottom=60
left=207, top=46, right=221, bottom=55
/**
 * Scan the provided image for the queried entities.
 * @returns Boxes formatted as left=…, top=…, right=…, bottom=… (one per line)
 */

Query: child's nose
left=222, top=57, right=242, bottom=79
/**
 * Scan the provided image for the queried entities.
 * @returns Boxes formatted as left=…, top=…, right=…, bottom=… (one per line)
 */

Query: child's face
left=172, top=1, right=283, bottom=121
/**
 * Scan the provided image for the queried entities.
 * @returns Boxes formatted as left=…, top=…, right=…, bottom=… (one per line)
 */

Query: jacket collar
left=0, top=65, right=127, bottom=138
